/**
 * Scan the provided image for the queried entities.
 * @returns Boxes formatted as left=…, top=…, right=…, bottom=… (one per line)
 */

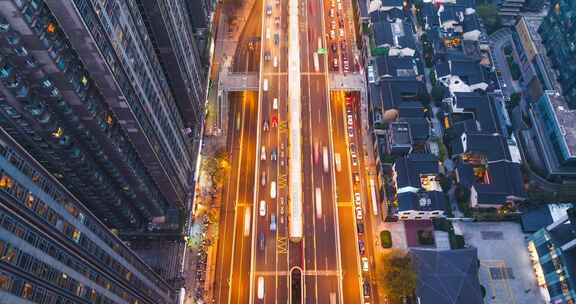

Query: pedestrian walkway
left=220, top=72, right=259, bottom=90
left=329, top=73, right=366, bottom=91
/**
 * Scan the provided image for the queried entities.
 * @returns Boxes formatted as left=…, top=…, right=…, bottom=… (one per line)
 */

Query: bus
left=369, top=178, right=378, bottom=216
left=322, top=146, right=329, bottom=173
left=243, top=207, right=251, bottom=236
left=315, top=187, right=322, bottom=219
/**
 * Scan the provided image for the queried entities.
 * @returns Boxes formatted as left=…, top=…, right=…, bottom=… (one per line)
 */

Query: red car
left=271, top=115, right=278, bottom=127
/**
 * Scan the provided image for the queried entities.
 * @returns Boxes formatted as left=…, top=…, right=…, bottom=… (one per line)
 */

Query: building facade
left=539, top=0, right=576, bottom=108
left=0, top=128, right=174, bottom=304
left=527, top=208, right=576, bottom=303
left=0, top=0, right=204, bottom=231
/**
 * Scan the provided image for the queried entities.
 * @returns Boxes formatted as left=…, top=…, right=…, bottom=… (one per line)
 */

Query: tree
left=508, top=92, right=521, bottom=110
left=431, top=85, right=445, bottom=104
left=202, top=147, right=230, bottom=191
left=378, top=250, right=418, bottom=302
left=477, top=4, right=502, bottom=35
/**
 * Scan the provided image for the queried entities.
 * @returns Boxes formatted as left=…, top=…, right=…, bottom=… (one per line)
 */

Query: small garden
left=504, top=46, right=521, bottom=81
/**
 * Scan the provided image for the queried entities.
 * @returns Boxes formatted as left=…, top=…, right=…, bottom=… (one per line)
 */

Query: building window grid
left=0, top=153, right=164, bottom=300
left=4, top=4, right=168, bottom=218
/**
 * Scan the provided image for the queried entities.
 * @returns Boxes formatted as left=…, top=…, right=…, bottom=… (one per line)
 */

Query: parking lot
left=453, top=222, right=545, bottom=304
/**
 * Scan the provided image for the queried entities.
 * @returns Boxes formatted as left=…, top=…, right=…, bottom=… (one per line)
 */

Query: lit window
left=21, top=282, right=33, bottom=299
left=0, top=175, right=12, bottom=189
left=0, top=273, right=11, bottom=290
left=106, top=114, right=113, bottom=125
left=51, top=127, right=63, bottom=138
left=25, top=193, right=34, bottom=208
left=46, top=22, right=56, bottom=33
left=81, top=76, right=88, bottom=86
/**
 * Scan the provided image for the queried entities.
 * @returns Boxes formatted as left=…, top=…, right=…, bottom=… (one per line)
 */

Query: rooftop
left=394, top=153, right=440, bottom=190
left=398, top=190, right=447, bottom=212
left=411, top=248, right=484, bottom=304
left=536, top=91, right=576, bottom=158
left=374, top=55, right=420, bottom=79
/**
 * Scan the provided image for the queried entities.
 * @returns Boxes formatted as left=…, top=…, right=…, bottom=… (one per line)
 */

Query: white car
left=259, top=200, right=266, bottom=216
left=263, top=79, right=268, bottom=91
left=355, top=207, right=363, bottom=220
left=257, top=276, right=265, bottom=299
left=261, top=146, right=266, bottom=160
left=361, top=257, right=369, bottom=272
left=266, top=27, right=271, bottom=40
left=339, top=28, right=344, bottom=38
left=347, top=114, right=353, bottom=126
left=273, top=98, right=278, bottom=110
left=270, top=181, right=277, bottom=199
left=270, top=214, right=276, bottom=232
left=354, top=192, right=361, bottom=205
left=263, top=120, right=269, bottom=131
left=338, top=2, right=342, bottom=10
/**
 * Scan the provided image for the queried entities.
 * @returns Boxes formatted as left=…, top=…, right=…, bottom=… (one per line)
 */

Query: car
left=329, top=30, right=335, bottom=39
left=352, top=156, right=358, bottom=166
left=263, top=120, right=269, bottom=131
left=353, top=173, right=360, bottom=184
left=280, top=206, right=285, bottom=215
left=261, top=146, right=266, bottom=160
left=266, top=5, right=272, bottom=15
left=270, top=181, right=276, bottom=199
left=280, top=197, right=285, bottom=205
left=347, top=114, right=353, bottom=126
left=348, top=126, right=354, bottom=138
left=270, top=214, right=277, bottom=232
left=338, top=2, right=342, bottom=10
left=331, top=20, right=336, bottom=30
left=339, top=28, right=344, bottom=37
left=345, top=91, right=352, bottom=102
left=257, top=276, right=265, bottom=299
left=358, top=239, right=365, bottom=255
left=363, top=280, right=370, bottom=298
left=263, top=79, right=269, bottom=91
left=280, top=142, right=285, bottom=150
left=339, top=19, right=344, bottom=28
left=331, top=43, right=337, bottom=53
left=266, top=27, right=271, bottom=40
left=350, top=143, right=357, bottom=153
left=261, top=171, right=267, bottom=186
left=356, top=207, right=363, bottom=220
left=271, top=115, right=278, bottom=127
left=275, top=0, right=280, bottom=5
left=273, top=98, right=278, bottom=110
left=274, top=33, right=279, bottom=45
left=340, top=40, right=346, bottom=50
left=333, top=58, right=339, bottom=69
left=329, top=8, right=335, bottom=17
left=259, top=200, right=266, bottom=216
left=264, top=51, right=271, bottom=61
left=271, top=149, right=277, bottom=161
left=259, top=233, right=265, bottom=250
left=354, top=192, right=361, bottom=205
left=356, top=222, right=364, bottom=234
left=273, top=56, right=278, bottom=68
left=361, top=257, right=369, bottom=272
left=275, top=16, right=280, bottom=26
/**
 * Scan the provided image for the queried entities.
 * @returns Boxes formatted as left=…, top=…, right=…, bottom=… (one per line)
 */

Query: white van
left=263, top=79, right=268, bottom=91
left=259, top=200, right=266, bottom=216
left=257, top=276, right=265, bottom=299
left=270, top=181, right=276, bottom=199
left=273, top=98, right=278, bottom=110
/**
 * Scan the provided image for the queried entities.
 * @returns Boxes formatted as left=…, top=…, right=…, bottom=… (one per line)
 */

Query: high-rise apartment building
left=539, top=0, right=576, bottom=107
left=0, top=128, right=174, bottom=303
left=0, top=0, right=206, bottom=231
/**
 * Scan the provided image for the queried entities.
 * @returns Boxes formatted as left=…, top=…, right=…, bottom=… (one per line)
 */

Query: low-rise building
left=411, top=247, right=484, bottom=304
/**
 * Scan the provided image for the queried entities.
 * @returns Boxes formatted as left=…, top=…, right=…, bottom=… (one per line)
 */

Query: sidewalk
left=184, top=1, right=257, bottom=303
